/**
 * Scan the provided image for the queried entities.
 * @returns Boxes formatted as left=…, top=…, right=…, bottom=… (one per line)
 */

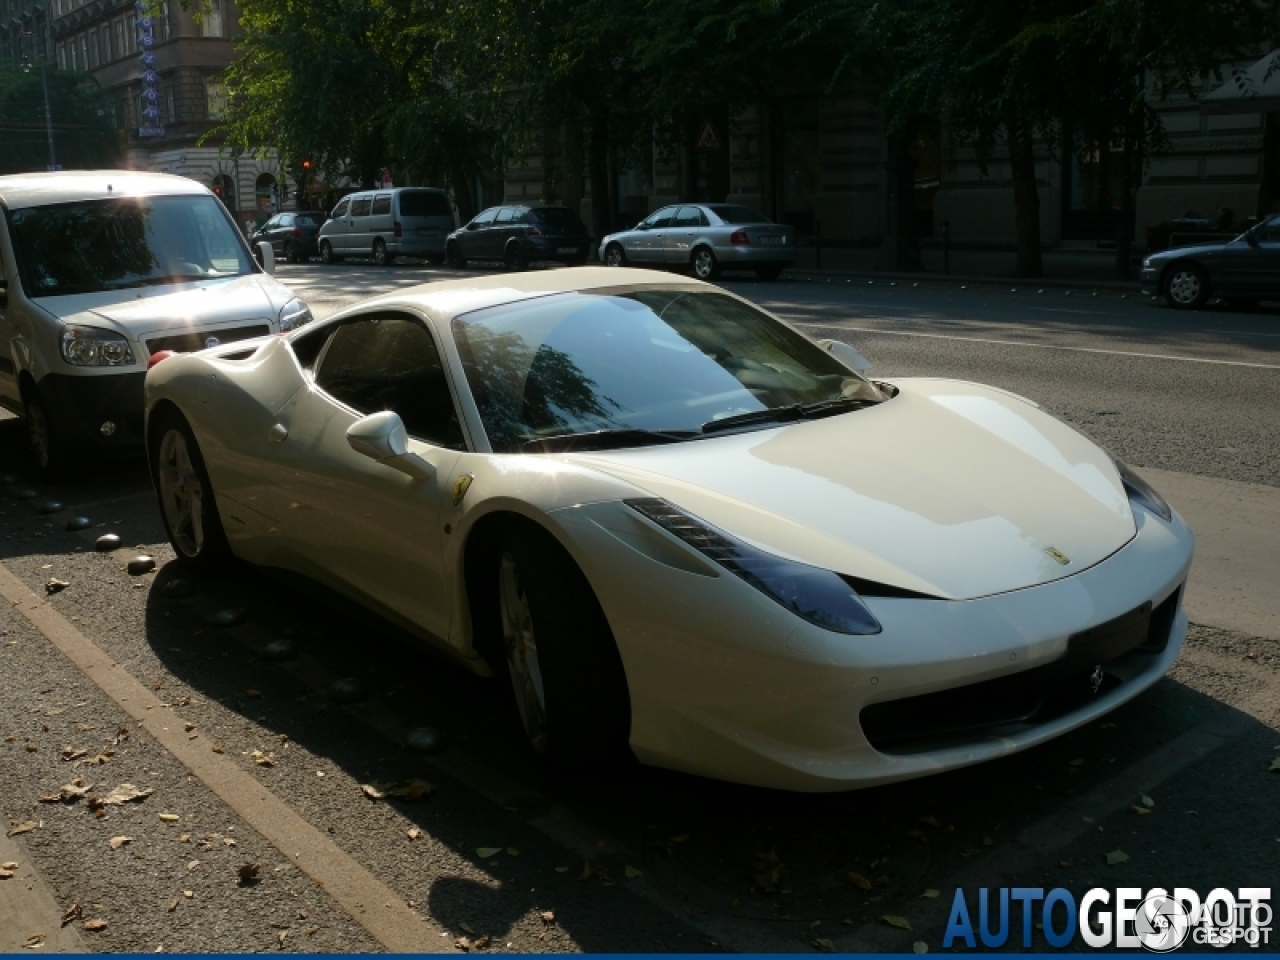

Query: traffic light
left=301, top=158, right=312, bottom=172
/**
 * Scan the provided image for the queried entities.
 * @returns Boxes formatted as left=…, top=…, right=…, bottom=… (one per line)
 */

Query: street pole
left=38, top=60, right=56, bottom=171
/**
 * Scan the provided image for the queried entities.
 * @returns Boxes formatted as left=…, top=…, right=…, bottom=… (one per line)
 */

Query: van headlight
left=278, top=298, right=313, bottom=332
left=60, top=325, right=136, bottom=367
left=626, top=498, right=882, bottom=635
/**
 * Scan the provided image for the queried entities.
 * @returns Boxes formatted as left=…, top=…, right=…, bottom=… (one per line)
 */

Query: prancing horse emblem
left=451, top=473, right=474, bottom=506
left=1089, top=664, right=1105, bottom=694
left=1046, top=546, right=1070, bottom=565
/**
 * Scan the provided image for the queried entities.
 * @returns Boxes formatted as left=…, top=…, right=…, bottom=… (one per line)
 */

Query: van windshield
left=398, top=190, right=452, bottom=218
left=8, top=194, right=255, bottom=298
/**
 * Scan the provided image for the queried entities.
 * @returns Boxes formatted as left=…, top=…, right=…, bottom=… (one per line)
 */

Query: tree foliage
left=0, top=62, right=118, bottom=175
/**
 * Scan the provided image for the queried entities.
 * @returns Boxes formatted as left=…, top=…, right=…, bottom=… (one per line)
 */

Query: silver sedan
left=599, top=203, right=796, bottom=281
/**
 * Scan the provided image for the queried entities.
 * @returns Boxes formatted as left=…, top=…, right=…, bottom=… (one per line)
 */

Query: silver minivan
left=317, top=187, right=454, bottom=266
left=0, top=170, right=312, bottom=479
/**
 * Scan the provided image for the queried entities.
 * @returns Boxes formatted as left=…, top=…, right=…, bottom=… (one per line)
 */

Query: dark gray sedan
left=599, top=203, right=796, bottom=281
left=1141, top=214, right=1280, bottom=309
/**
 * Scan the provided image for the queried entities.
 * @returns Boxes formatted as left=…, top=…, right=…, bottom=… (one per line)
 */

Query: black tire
left=22, top=384, right=77, bottom=482
left=446, top=242, right=467, bottom=269
left=320, top=240, right=342, bottom=265
left=496, top=525, right=630, bottom=766
left=504, top=242, right=529, bottom=272
left=148, top=408, right=232, bottom=569
left=755, top=266, right=784, bottom=281
left=1163, top=262, right=1210, bottom=309
left=692, top=245, right=721, bottom=281
left=372, top=238, right=391, bottom=266
left=604, top=243, right=626, bottom=267
left=427, top=253, right=445, bottom=266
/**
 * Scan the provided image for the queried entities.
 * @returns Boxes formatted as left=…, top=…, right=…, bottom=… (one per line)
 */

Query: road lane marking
left=793, top=321, right=1280, bottom=369
left=0, top=562, right=451, bottom=954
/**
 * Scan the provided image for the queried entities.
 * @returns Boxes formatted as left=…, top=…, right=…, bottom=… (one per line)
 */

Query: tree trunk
left=449, top=164, right=476, bottom=223
left=881, top=127, right=922, bottom=271
left=1006, top=110, right=1043, bottom=278
left=588, top=108, right=613, bottom=248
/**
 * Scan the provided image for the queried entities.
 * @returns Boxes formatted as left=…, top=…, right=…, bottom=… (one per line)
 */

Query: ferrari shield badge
left=1046, top=547, right=1070, bottom=566
left=451, top=473, right=474, bottom=506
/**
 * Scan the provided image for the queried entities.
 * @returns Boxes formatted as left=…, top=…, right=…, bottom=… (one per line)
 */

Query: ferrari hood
left=570, top=379, right=1136, bottom=601
left=36, top=275, right=288, bottom=337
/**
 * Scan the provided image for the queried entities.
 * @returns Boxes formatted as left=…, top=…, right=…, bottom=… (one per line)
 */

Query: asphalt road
left=0, top=260, right=1277, bottom=953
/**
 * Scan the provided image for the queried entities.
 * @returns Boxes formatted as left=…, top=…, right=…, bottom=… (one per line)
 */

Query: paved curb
left=780, top=267, right=1141, bottom=294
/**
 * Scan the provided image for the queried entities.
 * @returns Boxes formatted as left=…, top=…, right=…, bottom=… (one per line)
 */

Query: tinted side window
left=371, top=195, right=391, bottom=216
left=673, top=207, right=704, bottom=228
left=332, top=198, right=350, bottom=218
left=642, top=207, right=676, bottom=229
left=471, top=209, right=498, bottom=227
left=398, top=190, right=452, bottom=218
left=494, top=207, right=516, bottom=224
left=351, top=197, right=372, bottom=218
left=314, top=314, right=465, bottom=449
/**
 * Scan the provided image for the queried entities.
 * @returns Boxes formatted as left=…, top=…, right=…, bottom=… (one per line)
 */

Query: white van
left=0, top=171, right=313, bottom=479
left=317, top=187, right=454, bottom=266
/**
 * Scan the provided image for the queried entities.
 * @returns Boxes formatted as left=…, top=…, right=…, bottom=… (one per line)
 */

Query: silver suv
left=0, top=170, right=312, bottom=479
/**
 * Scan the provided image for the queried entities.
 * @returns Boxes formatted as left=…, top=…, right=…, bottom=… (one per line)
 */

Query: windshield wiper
left=797, top=397, right=877, bottom=418
left=700, top=397, right=878, bottom=435
left=521, top=427, right=698, bottom=453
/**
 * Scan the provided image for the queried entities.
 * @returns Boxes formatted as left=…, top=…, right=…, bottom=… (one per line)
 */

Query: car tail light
left=147, top=349, right=176, bottom=370
left=290, top=228, right=304, bottom=238
left=730, top=229, right=750, bottom=245
left=526, top=225, right=543, bottom=237
left=393, top=221, right=403, bottom=238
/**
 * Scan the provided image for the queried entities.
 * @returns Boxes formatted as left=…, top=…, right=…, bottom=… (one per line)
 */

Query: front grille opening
left=147, top=324, right=270, bottom=355
left=860, top=586, right=1182, bottom=755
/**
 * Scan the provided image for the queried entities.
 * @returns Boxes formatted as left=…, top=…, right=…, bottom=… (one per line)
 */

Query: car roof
left=0, top=170, right=210, bottom=210
left=326, top=266, right=704, bottom=324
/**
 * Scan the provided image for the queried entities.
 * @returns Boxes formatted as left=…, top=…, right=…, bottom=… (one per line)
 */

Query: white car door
left=269, top=311, right=464, bottom=641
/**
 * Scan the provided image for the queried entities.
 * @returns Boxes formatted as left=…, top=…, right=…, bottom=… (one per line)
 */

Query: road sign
left=696, top=120, right=722, bottom=151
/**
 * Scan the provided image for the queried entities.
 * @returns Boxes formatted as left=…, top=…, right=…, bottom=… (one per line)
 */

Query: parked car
left=1141, top=213, right=1280, bottom=308
left=249, top=211, right=325, bottom=263
left=318, top=187, right=454, bottom=266
left=446, top=204, right=591, bottom=270
left=145, top=267, right=1191, bottom=791
left=600, top=203, right=796, bottom=281
left=0, top=170, right=312, bottom=479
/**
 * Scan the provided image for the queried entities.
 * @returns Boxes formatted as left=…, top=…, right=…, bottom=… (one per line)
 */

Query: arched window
left=255, top=173, right=277, bottom=217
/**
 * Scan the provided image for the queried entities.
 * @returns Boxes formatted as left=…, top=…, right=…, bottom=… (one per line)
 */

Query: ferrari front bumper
left=548, top=500, right=1193, bottom=792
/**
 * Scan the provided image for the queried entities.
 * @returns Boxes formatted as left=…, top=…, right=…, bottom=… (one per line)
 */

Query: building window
left=90, top=28, right=100, bottom=66
left=204, top=0, right=224, bottom=37
left=127, top=14, right=135, bottom=52
left=78, top=34, right=87, bottom=71
left=206, top=80, right=226, bottom=120
left=114, top=20, right=123, bottom=60
left=160, top=1, right=170, bottom=41
left=56, top=43, right=65, bottom=70
left=166, top=86, right=175, bottom=122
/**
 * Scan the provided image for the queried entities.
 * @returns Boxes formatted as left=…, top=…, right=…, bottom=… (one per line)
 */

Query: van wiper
left=521, top=427, right=698, bottom=453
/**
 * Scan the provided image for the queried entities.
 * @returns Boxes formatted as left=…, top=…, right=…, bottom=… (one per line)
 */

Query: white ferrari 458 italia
left=144, top=268, right=1193, bottom=791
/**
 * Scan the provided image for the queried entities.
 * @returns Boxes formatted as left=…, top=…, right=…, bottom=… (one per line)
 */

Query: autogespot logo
left=943, top=886, right=1272, bottom=950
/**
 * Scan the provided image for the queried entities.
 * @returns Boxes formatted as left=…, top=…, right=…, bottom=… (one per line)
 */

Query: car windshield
left=452, top=286, right=879, bottom=453
left=530, top=208, right=583, bottom=230
left=8, top=194, right=254, bottom=297
left=706, top=204, right=772, bottom=225
left=398, top=190, right=452, bottom=217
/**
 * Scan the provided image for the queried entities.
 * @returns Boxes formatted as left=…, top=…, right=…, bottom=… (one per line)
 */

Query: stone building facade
left=48, top=0, right=288, bottom=227
left=0, top=0, right=52, bottom=64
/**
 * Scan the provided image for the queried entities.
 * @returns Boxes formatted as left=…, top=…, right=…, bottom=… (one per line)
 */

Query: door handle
left=268, top=423, right=288, bottom=442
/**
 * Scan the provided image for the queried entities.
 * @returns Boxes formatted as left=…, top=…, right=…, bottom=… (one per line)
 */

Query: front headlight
left=60, top=325, right=136, bottom=367
left=1114, top=459, right=1172, bottom=522
left=278, top=298, right=314, bottom=332
left=626, top=498, right=882, bottom=635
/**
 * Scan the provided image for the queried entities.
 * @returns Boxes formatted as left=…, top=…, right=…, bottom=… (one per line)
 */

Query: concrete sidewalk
left=787, top=244, right=1141, bottom=291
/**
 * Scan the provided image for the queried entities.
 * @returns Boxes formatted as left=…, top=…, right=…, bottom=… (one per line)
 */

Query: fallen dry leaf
left=360, top=784, right=386, bottom=802
left=108, top=836, right=132, bottom=850
left=625, top=865, right=643, bottom=878
left=1106, top=849, right=1130, bottom=865
left=245, top=689, right=261, bottom=699
left=1141, top=795, right=1155, bottom=808
left=79, top=752, right=114, bottom=767
left=167, top=899, right=178, bottom=913
left=847, top=871, right=872, bottom=890
left=919, top=816, right=941, bottom=827
left=407, top=828, right=422, bottom=840
left=921, top=889, right=940, bottom=899
left=454, top=936, right=472, bottom=952
left=7, top=821, right=38, bottom=837
left=812, top=937, right=836, bottom=952
left=83, top=918, right=108, bottom=932
left=474, top=935, right=491, bottom=949
left=250, top=750, right=274, bottom=768
left=238, top=863, right=260, bottom=884
left=476, top=847, right=502, bottom=859
left=159, top=813, right=180, bottom=822
left=60, top=747, right=87, bottom=762
left=0, top=869, right=12, bottom=880
left=913, top=941, right=928, bottom=954
left=882, top=915, right=913, bottom=931
left=540, top=911, right=555, bottom=925
left=22, top=934, right=44, bottom=949
left=45, top=578, right=70, bottom=595
left=1, top=862, right=17, bottom=870
left=97, top=784, right=153, bottom=806
left=387, top=779, right=436, bottom=802
left=1131, top=805, right=1152, bottom=816
left=61, top=903, right=82, bottom=926
left=278, top=931, right=288, bottom=946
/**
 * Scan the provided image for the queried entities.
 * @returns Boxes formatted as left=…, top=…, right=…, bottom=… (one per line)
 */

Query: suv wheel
left=505, top=243, right=529, bottom=272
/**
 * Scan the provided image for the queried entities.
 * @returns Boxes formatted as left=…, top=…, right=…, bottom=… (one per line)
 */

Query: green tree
left=0, top=62, right=118, bottom=174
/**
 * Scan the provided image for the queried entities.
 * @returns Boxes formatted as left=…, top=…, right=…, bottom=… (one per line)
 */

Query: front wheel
left=497, top=526, right=630, bottom=765
left=1164, top=263, right=1209, bottom=309
left=320, top=240, right=342, bottom=265
left=24, top=385, right=77, bottom=482
left=372, top=238, right=392, bottom=266
left=446, top=242, right=467, bottom=269
left=604, top=243, right=626, bottom=267
left=283, top=241, right=297, bottom=264
left=692, top=246, right=721, bottom=281
left=149, top=410, right=232, bottom=569
left=505, top=243, right=529, bottom=272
